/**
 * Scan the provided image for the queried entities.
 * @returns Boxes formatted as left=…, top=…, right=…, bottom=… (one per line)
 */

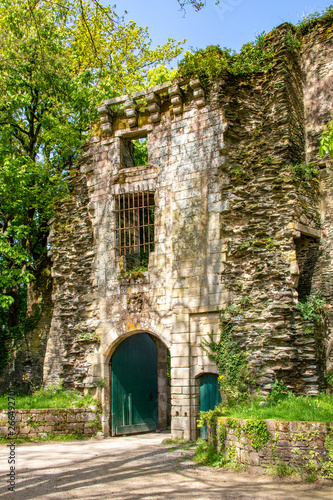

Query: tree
left=177, top=0, right=220, bottom=11
left=0, top=0, right=182, bottom=374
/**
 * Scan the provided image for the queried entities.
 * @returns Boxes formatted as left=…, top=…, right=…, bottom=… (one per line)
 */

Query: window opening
left=115, top=192, right=155, bottom=272
left=295, top=234, right=320, bottom=300
left=133, top=138, right=148, bottom=166
left=121, top=136, right=148, bottom=168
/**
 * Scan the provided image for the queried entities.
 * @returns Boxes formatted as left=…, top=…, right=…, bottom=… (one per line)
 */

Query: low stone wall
left=0, top=407, right=101, bottom=438
left=210, top=417, right=333, bottom=476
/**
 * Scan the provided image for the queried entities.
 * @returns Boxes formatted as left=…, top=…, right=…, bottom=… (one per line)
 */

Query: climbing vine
left=201, top=305, right=252, bottom=405
left=227, top=418, right=270, bottom=451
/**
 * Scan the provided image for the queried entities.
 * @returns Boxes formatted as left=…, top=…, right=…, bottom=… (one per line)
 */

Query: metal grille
left=115, top=192, right=155, bottom=268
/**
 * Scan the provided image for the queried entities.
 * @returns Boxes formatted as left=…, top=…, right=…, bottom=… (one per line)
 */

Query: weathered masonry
left=43, top=22, right=333, bottom=440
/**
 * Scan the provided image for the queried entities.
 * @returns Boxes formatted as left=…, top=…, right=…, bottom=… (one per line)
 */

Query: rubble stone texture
left=0, top=408, right=101, bottom=438
left=214, top=417, right=332, bottom=471
left=42, top=22, right=333, bottom=440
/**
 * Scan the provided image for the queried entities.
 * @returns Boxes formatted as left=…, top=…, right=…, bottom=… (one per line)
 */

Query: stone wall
left=41, top=21, right=333, bottom=440
left=212, top=417, right=333, bottom=474
left=0, top=256, right=54, bottom=395
left=301, top=19, right=333, bottom=375
left=0, top=408, right=101, bottom=438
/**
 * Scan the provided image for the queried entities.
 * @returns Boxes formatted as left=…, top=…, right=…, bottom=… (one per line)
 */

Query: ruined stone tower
left=43, top=22, right=333, bottom=439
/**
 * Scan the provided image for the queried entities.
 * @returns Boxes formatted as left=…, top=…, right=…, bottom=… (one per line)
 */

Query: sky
left=103, top=0, right=333, bottom=57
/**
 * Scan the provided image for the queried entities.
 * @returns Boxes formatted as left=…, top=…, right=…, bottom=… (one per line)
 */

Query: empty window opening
left=295, top=234, right=320, bottom=300
left=121, top=136, right=148, bottom=168
left=115, top=192, right=155, bottom=271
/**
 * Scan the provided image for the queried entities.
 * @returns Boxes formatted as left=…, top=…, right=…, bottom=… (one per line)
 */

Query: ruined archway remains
left=43, top=23, right=333, bottom=440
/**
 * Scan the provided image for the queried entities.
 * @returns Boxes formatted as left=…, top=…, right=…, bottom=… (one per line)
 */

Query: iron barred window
left=115, top=192, right=155, bottom=271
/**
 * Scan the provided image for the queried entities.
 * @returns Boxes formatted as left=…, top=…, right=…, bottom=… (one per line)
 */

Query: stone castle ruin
left=27, top=21, right=333, bottom=439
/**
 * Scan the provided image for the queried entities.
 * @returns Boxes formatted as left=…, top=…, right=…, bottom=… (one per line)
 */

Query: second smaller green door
left=199, top=373, right=222, bottom=439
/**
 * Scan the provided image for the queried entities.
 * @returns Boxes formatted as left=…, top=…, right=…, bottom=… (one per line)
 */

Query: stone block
left=247, top=452, right=260, bottom=466
left=170, top=356, right=190, bottom=368
left=19, top=427, right=31, bottom=435
left=171, top=367, right=190, bottom=380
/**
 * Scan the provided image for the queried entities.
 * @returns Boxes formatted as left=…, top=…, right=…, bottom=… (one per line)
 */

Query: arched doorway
left=111, top=332, right=161, bottom=435
left=199, top=373, right=221, bottom=439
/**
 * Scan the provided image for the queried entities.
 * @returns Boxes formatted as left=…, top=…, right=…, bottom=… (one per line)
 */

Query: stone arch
left=99, top=327, right=170, bottom=436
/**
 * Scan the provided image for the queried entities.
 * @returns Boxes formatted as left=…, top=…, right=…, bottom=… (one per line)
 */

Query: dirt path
left=1, top=432, right=333, bottom=499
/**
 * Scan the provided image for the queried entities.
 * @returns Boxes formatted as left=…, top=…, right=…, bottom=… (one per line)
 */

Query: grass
left=0, top=432, right=89, bottom=445
left=220, top=392, right=333, bottom=423
left=266, top=461, right=297, bottom=478
left=193, top=439, right=225, bottom=467
left=193, top=438, right=243, bottom=469
left=0, top=386, right=99, bottom=410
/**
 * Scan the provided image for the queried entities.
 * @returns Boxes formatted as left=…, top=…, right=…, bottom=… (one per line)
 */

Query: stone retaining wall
left=0, top=408, right=101, bottom=438
left=211, top=417, right=333, bottom=474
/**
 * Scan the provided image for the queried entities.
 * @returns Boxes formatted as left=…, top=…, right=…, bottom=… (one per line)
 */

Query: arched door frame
left=106, top=329, right=170, bottom=436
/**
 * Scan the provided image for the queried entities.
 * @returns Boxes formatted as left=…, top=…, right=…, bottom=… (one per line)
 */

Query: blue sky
left=106, top=0, right=333, bottom=57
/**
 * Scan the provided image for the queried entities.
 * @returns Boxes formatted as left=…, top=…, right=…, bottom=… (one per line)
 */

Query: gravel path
left=1, top=432, right=333, bottom=499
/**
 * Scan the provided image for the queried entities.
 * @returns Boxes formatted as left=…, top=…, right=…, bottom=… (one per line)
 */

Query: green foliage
left=177, top=33, right=274, bottom=88
left=321, top=434, right=333, bottom=479
left=0, top=386, right=99, bottom=410
left=282, top=30, right=301, bottom=52
left=133, top=138, right=148, bottom=166
left=146, top=66, right=177, bottom=87
left=229, top=33, right=274, bottom=75
left=319, top=119, right=333, bottom=157
left=296, top=5, right=333, bottom=34
left=220, top=392, right=333, bottom=423
left=201, top=306, right=251, bottom=404
left=227, top=418, right=270, bottom=451
left=268, top=380, right=289, bottom=403
left=197, top=406, right=223, bottom=429
left=193, top=439, right=228, bottom=467
left=325, top=371, right=333, bottom=389
left=238, top=236, right=277, bottom=254
left=0, top=0, right=181, bottom=367
left=296, top=291, right=326, bottom=327
left=266, top=461, right=296, bottom=478
left=243, top=419, right=270, bottom=451
left=97, top=377, right=105, bottom=388
left=76, top=330, right=100, bottom=342
left=287, top=163, right=319, bottom=182
left=178, top=45, right=231, bottom=88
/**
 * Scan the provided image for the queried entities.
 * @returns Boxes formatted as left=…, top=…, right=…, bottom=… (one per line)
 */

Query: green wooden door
left=199, top=373, right=222, bottom=439
left=111, top=333, right=158, bottom=435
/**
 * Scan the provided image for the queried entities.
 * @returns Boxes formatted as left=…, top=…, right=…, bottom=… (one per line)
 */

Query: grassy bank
left=0, top=386, right=98, bottom=410
left=220, top=392, right=333, bottom=423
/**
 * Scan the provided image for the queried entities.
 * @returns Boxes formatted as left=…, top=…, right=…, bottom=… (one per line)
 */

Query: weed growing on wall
left=227, top=417, right=270, bottom=451
left=296, top=290, right=326, bottom=329
left=178, top=33, right=275, bottom=88
left=296, top=5, right=333, bottom=34
left=287, top=163, right=319, bottom=183
left=322, top=434, right=333, bottom=479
